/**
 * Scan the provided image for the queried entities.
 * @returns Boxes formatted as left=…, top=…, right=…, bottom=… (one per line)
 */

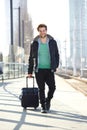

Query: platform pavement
left=0, top=75, right=87, bottom=130
left=56, top=72, right=87, bottom=96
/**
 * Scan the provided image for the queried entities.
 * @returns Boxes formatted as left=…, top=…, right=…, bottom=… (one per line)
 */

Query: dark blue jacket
left=28, top=34, right=59, bottom=74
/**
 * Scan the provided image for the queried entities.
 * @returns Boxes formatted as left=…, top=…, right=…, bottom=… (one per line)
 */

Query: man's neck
left=40, top=36, right=47, bottom=43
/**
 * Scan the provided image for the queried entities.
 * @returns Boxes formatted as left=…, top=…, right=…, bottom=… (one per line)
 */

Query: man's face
left=38, top=27, right=47, bottom=38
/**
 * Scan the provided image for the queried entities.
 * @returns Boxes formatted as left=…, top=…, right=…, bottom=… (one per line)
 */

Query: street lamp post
left=64, top=40, right=67, bottom=74
left=22, top=20, right=24, bottom=48
left=73, top=17, right=77, bottom=76
left=10, top=0, right=13, bottom=46
left=80, top=9, right=83, bottom=77
left=18, top=7, right=21, bottom=47
left=80, top=37, right=83, bottom=77
left=14, top=7, right=21, bottom=47
left=10, top=0, right=15, bottom=62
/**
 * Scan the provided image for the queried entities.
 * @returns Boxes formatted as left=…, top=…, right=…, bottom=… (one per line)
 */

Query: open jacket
left=28, top=34, right=59, bottom=74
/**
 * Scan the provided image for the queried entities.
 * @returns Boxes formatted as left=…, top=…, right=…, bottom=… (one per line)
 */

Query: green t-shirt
left=38, top=43, right=51, bottom=69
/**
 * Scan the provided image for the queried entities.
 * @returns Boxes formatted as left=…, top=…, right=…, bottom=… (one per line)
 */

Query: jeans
left=35, top=69, right=56, bottom=106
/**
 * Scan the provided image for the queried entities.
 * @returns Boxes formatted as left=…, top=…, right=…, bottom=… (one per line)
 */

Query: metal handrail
left=0, top=62, right=28, bottom=80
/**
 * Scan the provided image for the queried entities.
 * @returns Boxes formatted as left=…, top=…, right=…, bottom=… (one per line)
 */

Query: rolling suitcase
left=20, top=76, right=39, bottom=109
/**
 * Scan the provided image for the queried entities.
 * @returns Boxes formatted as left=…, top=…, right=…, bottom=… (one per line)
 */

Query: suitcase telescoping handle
left=26, top=76, right=35, bottom=88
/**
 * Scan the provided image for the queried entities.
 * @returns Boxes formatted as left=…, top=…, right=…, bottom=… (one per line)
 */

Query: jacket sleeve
left=55, top=41, right=59, bottom=68
left=28, top=44, right=34, bottom=74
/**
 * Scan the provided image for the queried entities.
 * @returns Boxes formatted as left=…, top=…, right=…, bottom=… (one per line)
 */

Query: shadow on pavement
left=0, top=82, right=4, bottom=87
left=26, top=109, right=87, bottom=123
left=3, top=82, right=19, bottom=99
left=0, top=108, right=57, bottom=129
left=14, top=109, right=57, bottom=129
left=0, top=80, right=87, bottom=129
left=50, top=110, right=87, bottom=122
left=0, top=108, right=87, bottom=129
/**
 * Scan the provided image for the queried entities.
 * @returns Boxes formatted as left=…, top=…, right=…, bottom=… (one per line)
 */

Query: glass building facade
left=69, top=0, right=87, bottom=69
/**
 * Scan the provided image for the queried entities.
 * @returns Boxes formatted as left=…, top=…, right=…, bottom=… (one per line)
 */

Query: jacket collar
left=33, top=34, right=54, bottom=42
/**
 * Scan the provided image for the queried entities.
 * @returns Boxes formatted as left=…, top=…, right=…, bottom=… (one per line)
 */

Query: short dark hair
left=37, top=24, right=47, bottom=31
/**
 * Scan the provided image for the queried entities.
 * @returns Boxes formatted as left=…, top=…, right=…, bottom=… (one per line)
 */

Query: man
left=28, top=24, right=59, bottom=113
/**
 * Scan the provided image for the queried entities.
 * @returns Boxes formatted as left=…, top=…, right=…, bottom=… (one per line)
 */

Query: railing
left=0, top=62, right=28, bottom=81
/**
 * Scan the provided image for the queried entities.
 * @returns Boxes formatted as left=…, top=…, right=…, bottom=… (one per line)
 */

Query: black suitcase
left=20, top=76, right=39, bottom=109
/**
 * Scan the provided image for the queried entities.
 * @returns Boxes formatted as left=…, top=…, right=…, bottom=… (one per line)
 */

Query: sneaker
left=41, top=104, right=47, bottom=113
left=46, top=99, right=51, bottom=111
left=41, top=108, right=47, bottom=113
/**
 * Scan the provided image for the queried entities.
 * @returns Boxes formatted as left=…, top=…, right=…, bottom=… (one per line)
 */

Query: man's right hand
left=27, top=74, right=32, bottom=78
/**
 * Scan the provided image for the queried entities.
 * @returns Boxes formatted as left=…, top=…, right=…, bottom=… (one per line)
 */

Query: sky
left=27, top=0, right=70, bottom=59
left=27, top=0, right=70, bottom=41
